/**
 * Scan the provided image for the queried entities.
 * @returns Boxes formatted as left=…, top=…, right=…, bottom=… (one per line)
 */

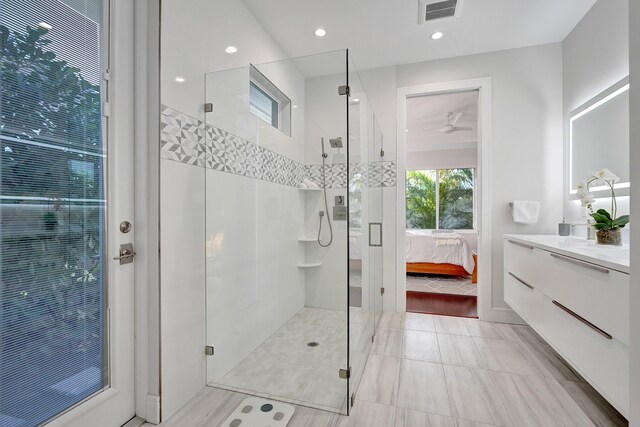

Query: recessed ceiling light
left=225, top=46, right=238, bottom=54
left=352, top=98, right=360, bottom=103
left=314, top=28, right=326, bottom=37
left=38, top=22, right=52, bottom=30
left=430, top=31, right=444, bottom=40
left=292, top=104, right=299, bottom=109
left=405, top=129, right=409, bottom=133
left=174, top=76, right=185, bottom=83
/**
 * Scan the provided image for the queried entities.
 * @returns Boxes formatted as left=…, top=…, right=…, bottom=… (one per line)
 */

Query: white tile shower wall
left=161, top=105, right=308, bottom=412
left=161, top=103, right=397, bottom=374
left=304, top=73, right=352, bottom=310
left=160, top=159, right=206, bottom=418
left=160, top=0, right=296, bottom=418
left=205, top=170, right=306, bottom=382
left=302, top=72, right=398, bottom=310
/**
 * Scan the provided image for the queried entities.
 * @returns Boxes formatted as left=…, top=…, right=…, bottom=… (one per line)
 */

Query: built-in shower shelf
left=298, top=187, right=322, bottom=192
left=297, top=262, right=322, bottom=268
left=298, top=237, right=317, bottom=242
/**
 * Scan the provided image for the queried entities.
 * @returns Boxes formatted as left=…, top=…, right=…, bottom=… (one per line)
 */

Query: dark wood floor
left=406, top=291, right=478, bottom=318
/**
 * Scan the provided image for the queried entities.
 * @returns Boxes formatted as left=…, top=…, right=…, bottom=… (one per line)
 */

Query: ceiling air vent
left=418, top=0, right=462, bottom=24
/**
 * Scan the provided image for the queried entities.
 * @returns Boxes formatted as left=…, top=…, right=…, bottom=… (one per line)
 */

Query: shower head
left=329, top=137, right=343, bottom=148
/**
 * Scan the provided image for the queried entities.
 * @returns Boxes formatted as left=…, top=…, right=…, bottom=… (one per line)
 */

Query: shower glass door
left=347, top=53, right=383, bottom=409
left=202, top=50, right=351, bottom=414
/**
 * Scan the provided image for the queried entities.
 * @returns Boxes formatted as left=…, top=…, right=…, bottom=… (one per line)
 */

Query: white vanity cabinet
left=503, top=235, right=630, bottom=418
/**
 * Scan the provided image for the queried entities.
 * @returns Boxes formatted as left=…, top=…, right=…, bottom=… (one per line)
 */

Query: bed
left=405, top=230, right=478, bottom=284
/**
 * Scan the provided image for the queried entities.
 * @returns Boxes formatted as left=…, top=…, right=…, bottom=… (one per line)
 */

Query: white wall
left=406, top=148, right=477, bottom=170
left=355, top=45, right=564, bottom=316
left=204, top=61, right=307, bottom=382
left=159, top=0, right=301, bottom=419
left=161, top=0, right=289, bottom=119
left=303, top=73, right=348, bottom=310
left=563, top=0, right=630, bottom=224
left=629, top=1, right=639, bottom=425
left=383, top=43, right=564, bottom=314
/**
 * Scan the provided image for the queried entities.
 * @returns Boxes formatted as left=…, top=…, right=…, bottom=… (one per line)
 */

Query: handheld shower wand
left=318, top=137, right=334, bottom=247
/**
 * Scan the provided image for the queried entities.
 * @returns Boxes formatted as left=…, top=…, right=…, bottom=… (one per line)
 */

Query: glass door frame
left=44, top=0, right=138, bottom=425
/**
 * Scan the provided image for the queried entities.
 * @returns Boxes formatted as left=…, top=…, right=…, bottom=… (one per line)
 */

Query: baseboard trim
left=482, top=306, right=525, bottom=324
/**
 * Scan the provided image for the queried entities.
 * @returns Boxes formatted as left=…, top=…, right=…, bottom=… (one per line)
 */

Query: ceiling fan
left=429, top=112, right=472, bottom=134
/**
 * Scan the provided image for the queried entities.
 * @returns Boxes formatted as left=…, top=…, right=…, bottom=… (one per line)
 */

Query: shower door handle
left=369, top=223, right=382, bottom=247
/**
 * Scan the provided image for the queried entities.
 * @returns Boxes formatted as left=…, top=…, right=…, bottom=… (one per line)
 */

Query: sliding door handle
left=369, top=222, right=382, bottom=247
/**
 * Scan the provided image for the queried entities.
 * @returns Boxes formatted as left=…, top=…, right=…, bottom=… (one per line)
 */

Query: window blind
left=0, top=1, right=107, bottom=426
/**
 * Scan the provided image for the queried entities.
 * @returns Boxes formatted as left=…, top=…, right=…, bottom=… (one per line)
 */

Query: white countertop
left=504, top=234, right=630, bottom=274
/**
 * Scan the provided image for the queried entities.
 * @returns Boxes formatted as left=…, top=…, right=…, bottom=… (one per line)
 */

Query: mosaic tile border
left=160, top=105, right=397, bottom=188
left=305, top=161, right=396, bottom=188
left=161, top=105, right=305, bottom=187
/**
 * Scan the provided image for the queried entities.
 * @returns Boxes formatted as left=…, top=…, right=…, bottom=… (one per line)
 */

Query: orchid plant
left=577, top=168, right=629, bottom=231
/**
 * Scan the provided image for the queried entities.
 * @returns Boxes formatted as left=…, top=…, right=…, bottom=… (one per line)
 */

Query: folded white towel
left=512, top=200, right=540, bottom=224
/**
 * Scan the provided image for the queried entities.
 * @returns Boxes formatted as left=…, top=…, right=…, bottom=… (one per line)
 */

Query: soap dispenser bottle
left=558, top=217, right=571, bottom=236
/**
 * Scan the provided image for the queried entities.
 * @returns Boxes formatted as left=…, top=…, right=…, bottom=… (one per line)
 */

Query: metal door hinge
left=338, top=85, right=350, bottom=96
left=339, top=367, right=351, bottom=379
left=205, top=346, right=215, bottom=356
left=380, top=148, right=385, bottom=158
left=372, top=334, right=375, bottom=343
left=350, top=393, right=355, bottom=407
left=204, top=103, right=214, bottom=113
left=113, top=243, right=136, bottom=265
left=380, top=287, right=385, bottom=296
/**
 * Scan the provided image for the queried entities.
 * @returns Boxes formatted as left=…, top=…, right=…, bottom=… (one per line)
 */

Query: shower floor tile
left=209, top=307, right=372, bottom=413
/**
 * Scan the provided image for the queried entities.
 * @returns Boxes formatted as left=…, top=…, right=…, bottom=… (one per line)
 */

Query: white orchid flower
left=580, top=193, right=594, bottom=208
left=576, top=181, right=588, bottom=196
left=593, top=168, right=620, bottom=185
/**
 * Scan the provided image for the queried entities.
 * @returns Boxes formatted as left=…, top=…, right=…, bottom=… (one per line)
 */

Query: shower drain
left=307, top=341, right=320, bottom=347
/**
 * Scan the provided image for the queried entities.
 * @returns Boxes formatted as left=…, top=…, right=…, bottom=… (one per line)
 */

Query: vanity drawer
left=536, top=250, right=629, bottom=345
left=503, top=239, right=545, bottom=286
left=504, top=268, right=542, bottom=327
left=537, top=295, right=629, bottom=417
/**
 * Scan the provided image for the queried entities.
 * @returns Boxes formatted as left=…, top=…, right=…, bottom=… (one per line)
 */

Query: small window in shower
left=249, top=64, right=291, bottom=136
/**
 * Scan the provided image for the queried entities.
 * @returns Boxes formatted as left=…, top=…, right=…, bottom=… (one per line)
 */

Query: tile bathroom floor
left=407, top=273, right=477, bottom=296
left=151, top=311, right=627, bottom=427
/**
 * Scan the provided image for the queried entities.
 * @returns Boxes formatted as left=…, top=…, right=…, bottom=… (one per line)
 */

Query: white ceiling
left=406, top=90, right=478, bottom=153
left=241, top=0, right=596, bottom=71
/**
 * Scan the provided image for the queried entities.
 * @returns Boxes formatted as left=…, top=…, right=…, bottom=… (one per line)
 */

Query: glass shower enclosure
left=202, top=50, right=382, bottom=415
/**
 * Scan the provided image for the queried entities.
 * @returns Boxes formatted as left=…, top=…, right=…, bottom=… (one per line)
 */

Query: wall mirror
left=569, top=77, right=629, bottom=195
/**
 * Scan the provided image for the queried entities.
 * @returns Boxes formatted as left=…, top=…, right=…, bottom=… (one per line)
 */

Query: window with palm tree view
left=406, top=168, right=474, bottom=230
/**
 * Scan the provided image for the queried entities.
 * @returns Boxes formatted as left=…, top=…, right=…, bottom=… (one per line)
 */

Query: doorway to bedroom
left=402, top=89, right=479, bottom=318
